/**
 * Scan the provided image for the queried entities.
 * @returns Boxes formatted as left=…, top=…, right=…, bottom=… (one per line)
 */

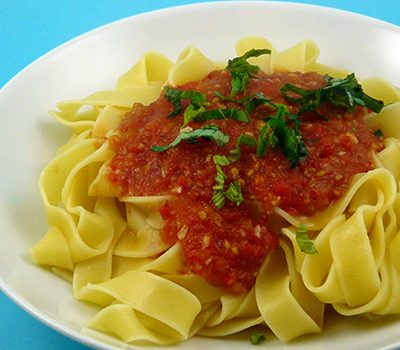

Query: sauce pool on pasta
left=108, top=69, right=382, bottom=294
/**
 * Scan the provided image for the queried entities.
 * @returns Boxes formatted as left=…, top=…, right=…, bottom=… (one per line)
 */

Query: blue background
left=1, top=1, right=399, bottom=349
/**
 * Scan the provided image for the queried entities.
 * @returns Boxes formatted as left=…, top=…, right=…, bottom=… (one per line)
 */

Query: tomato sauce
left=109, top=70, right=381, bottom=294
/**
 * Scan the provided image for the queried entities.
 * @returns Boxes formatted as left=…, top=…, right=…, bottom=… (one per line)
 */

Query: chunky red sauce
left=109, top=70, right=381, bottom=294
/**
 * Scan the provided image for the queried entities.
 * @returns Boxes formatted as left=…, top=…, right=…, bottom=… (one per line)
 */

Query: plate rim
left=1, top=0, right=399, bottom=92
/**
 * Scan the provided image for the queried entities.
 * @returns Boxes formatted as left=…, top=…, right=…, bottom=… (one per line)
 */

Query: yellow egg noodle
left=30, top=36, right=400, bottom=345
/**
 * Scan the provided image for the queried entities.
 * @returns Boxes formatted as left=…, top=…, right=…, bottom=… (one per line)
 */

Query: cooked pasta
left=31, top=36, right=400, bottom=345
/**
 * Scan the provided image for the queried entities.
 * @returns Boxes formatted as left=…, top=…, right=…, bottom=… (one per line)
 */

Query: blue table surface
left=1, top=1, right=399, bottom=349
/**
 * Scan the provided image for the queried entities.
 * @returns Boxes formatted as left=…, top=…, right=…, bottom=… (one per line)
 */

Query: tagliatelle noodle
left=168, top=46, right=216, bottom=86
left=361, top=77, right=400, bottom=105
left=30, top=36, right=400, bottom=345
left=302, top=169, right=397, bottom=305
left=84, top=270, right=202, bottom=340
left=366, top=103, right=400, bottom=139
left=84, top=303, right=179, bottom=345
left=256, top=239, right=324, bottom=342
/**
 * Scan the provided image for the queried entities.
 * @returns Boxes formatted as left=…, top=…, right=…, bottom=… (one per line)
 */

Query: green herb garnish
left=151, top=125, right=229, bottom=152
left=213, top=134, right=257, bottom=167
left=281, top=73, right=384, bottom=115
left=212, top=164, right=227, bottom=209
left=226, top=48, right=271, bottom=97
left=224, top=133, right=257, bottom=164
left=194, top=92, right=275, bottom=124
left=214, top=91, right=273, bottom=111
left=256, top=121, right=276, bottom=158
left=212, top=163, right=244, bottom=209
left=165, top=86, right=252, bottom=126
left=211, top=133, right=256, bottom=208
left=183, top=103, right=207, bottom=127
left=256, top=105, right=307, bottom=166
left=232, top=134, right=257, bottom=159
left=296, top=223, right=318, bottom=254
left=373, top=129, right=384, bottom=137
left=244, top=93, right=275, bottom=114
left=193, top=108, right=250, bottom=123
left=164, top=86, right=208, bottom=120
left=213, top=154, right=231, bottom=166
left=224, top=181, right=244, bottom=206
left=214, top=92, right=306, bottom=165
left=250, top=330, right=266, bottom=345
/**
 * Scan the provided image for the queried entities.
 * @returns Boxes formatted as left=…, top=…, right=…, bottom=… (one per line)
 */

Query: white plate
left=1, top=1, right=400, bottom=349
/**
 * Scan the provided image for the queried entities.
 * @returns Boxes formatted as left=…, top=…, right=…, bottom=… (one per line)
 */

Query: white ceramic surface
left=1, top=2, right=400, bottom=349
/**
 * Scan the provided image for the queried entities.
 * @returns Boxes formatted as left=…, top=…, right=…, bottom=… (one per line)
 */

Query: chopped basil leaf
left=226, top=49, right=271, bottom=97
left=244, top=93, right=275, bottom=114
left=199, top=92, right=274, bottom=124
left=235, top=134, right=258, bottom=154
left=279, top=112, right=307, bottom=166
left=224, top=181, right=244, bottom=206
left=281, top=73, right=384, bottom=115
left=212, top=164, right=227, bottom=209
left=212, top=164, right=226, bottom=206
left=194, top=108, right=250, bottom=123
left=281, top=82, right=321, bottom=115
left=213, top=154, right=231, bottom=166
left=214, top=92, right=306, bottom=166
left=165, top=87, right=253, bottom=126
left=228, top=134, right=257, bottom=163
left=250, top=331, right=266, bottom=345
left=358, top=92, right=384, bottom=113
left=212, top=191, right=226, bottom=209
left=323, top=74, right=384, bottom=112
left=373, top=129, right=384, bottom=137
left=236, top=133, right=258, bottom=149
left=256, top=122, right=275, bottom=157
left=256, top=105, right=307, bottom=166
left=212, top=134, right=253, bottom=207
left=212, top=161, right=244, bottom=209
left=164, top=86, right=183, bottom=117
left=151, top=125, right=229, bottom=152
left=183, top=104, right=207, bottom=127
left=296, top=223, right=318, bottom=254
left=164, top=86, right=208, bottom=119
left=214, top=91, right=273, bottom=114
left=213, top=133, right=257, bottom=168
